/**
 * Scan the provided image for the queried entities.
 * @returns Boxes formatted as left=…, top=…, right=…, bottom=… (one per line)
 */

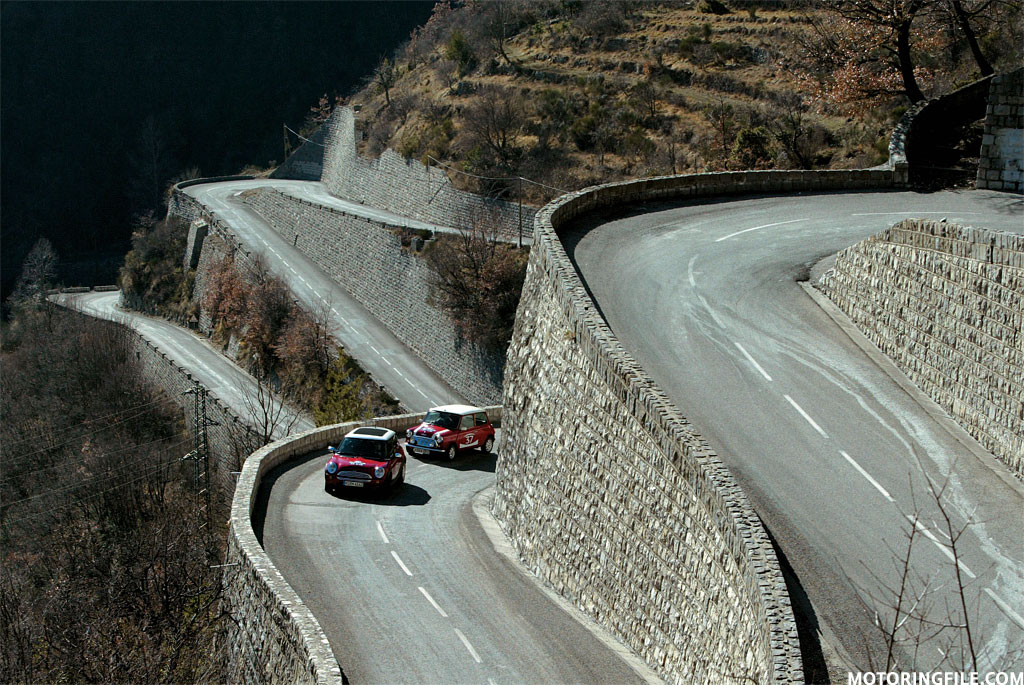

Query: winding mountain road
left=64, top=180, right=1023, bottom=681
left=565, top=189, right=1023, bottom=675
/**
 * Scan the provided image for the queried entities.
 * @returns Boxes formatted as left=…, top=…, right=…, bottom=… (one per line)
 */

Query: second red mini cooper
left=324, top=427, right=406, bottom=493
left=405, top=404, right=495, bottom=461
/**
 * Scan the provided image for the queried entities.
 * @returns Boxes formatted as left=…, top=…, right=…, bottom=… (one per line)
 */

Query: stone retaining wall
left=819, top=220, right=1023, bottom=478
left=496, top=168, right=899, bottom=685
left=320, top=107, right=534, bottom=240
left=977, top=68, right=1024, bottom=193
left=270, top=124, right=327, bottom=181
left=222, top=407, right=500, bottom=685
left=241, top=187, right=505, bottom=405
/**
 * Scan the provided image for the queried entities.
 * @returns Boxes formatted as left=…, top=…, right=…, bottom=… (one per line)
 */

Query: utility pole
left=517, top=176, right=523, bottom=249
left=183, top=381, right=218, bottom=537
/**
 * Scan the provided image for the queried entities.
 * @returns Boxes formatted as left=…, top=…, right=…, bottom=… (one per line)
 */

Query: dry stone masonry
left=494, top=168, right=902, bottom=685
left=240, top=186, right=504, bottom=405
left=320, top=107, right=534, bottom=240
left=977, top=68, right=1024, bottom=193
left=819, top=219, right=1024, bottom=478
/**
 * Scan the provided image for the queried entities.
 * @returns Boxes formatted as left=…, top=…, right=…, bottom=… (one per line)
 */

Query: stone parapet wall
left=494, top=168, right=898, bottom=684
left=222, top=406, right=500, bottom=685
left=819, top=220, right=1024, bottom=478
left=241, top=187, right=504, bottom=405
left=320, top=107, right=534, bottom=240
left=888, top=74, right=995, bottom=186
left=978, top=68, right=1024, bottom=193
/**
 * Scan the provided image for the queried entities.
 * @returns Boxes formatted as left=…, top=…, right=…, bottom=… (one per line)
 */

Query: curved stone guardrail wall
left=495, top=169, right=894, bottom=684
left=222, top=407, right=501, bottom=684
left=819, top=220, right=1023, bottom=478
left=241, top=187, right=505, bottom=405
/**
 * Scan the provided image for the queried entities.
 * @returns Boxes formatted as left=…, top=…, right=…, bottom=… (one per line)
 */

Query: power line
left=284, top=124, right=326, bottom=147
left=2, top=436, right=192, bottom=508
left=425, top=155, right=569, bottom=194
left=0, top=460, right=182, bottom=528
left=1, top=396, right=177, bottom=452
left=0, top=432, right=191, bottom=484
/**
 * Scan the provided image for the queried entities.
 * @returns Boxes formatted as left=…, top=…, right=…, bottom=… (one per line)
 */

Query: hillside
left=328, top=0, right=1018, bottom=209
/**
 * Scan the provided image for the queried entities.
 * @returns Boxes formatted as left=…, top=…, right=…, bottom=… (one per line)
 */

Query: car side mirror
left=328, top=445, right=336, bottom=453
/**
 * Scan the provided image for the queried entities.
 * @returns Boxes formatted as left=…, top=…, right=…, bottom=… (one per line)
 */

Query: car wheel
left=446, top=444, right=457, bottom=461
left=482, top=436, right=494, bottom=453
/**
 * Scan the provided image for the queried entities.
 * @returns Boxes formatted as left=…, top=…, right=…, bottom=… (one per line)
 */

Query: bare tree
left=237, top=373, right=303, bottom=447
left=461, top=86, right=525, bottom=170
left=372, top=56, right=397, bottom=107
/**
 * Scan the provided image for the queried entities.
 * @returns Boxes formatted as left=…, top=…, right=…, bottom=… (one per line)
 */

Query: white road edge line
left=784, top=394, right=829, bottom=438
left=391, top=551, right=412, bottom=576
left=418, top=586, right=448, bottom=617
left=905, top=516, right=976, bottom=579
left=454, top=628, right=483, bottom=663
left=734, top=342, right=772, bottom=381
left=715, top=218, right=807, bottom=242
left=376, top=520, right=389, bottom=545
left=840, top=451, right=893, bottom=502
left=985, top=588, right=1024, bottom=629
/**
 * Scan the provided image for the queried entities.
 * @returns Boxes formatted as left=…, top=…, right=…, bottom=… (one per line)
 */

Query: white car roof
left=344, top=427, right=396, bottom=441
left=430, top=404, right=484, bottom=416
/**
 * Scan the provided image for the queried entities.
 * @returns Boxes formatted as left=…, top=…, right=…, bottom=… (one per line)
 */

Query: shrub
left=119, top=215, right=196, bottom=322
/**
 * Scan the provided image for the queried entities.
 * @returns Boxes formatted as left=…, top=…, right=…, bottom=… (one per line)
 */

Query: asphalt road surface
left=186, top=180, right=467, bottom=414
left=183, top=181, right=661, bottom=684
left=52, top=290, right=312, bottom=437
left=565, top=189, right=1024, bottom=676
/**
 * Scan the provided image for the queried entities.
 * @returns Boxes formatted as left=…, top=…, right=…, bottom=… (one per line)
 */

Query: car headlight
left=434, top=434, right=443, bottom=446
left=406, top=428, right=413, bottom=439
left=326, top=462, right=338, bottom=474
left=374, top=466, right=386, bottom=479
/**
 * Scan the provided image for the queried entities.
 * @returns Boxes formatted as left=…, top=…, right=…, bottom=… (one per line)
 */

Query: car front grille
left=337, top=470, right=372, bottom=481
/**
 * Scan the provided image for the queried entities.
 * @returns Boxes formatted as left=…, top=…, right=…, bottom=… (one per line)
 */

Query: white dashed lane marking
left=687, top=256, right=698, bottom=287
left=715, top=218, right=807, bottom=242
left=734, top=342, right=772, bottom=381
left=840, top=451, right=893, bottom=502
left=418, top=586, right=448, bottom=618
left=905, top=515, right=976, bottom=579
left=784, top=394, right=829, bottom=439
left=391, top=551, right=412, bottom=576
left=985, top=589, right=1024, bottom=630
left=454, top=628, right=482, bottom=663
left=376, top=521, right=389, bottom=545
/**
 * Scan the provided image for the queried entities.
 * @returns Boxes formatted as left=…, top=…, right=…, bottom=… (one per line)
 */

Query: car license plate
left=343, top=481, right=363, bottom=488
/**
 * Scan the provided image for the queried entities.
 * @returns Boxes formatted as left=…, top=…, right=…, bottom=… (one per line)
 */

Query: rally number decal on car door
left=462, top=433, right=477, bottom=447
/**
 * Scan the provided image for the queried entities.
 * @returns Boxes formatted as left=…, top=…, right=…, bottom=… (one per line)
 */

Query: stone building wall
left=320, top=107, right=534, bottom=241
left=819, top=220, right=1023, bottom=478
left=241, top=187, right=505, bottom=405
left=977, top=68, right=1024, bottom=193
left=493, top=168, right=901, bottom=685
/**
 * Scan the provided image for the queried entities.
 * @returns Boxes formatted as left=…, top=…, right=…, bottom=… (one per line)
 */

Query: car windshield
left=423, top=411, right=459, bottom=430
left=337, top=437, right=387, bottom=460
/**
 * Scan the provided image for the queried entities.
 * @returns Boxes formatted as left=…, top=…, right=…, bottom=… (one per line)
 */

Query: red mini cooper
left=324, top=427, right=406, bottom=493
left=405, top=404, right=495, bottom=461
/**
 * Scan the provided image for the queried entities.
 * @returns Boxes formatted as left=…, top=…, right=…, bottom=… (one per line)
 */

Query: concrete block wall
left=241, top=187, right=505, bottom=405
left=222, top=407, right=500, bottom=685
left=819, top=220, right=1024, bottom=478
left=320, top=107, right=534, bottom=240
left=494, top=168, right=901, bottom=685
left=977, top=68, right=1024, bottom=193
